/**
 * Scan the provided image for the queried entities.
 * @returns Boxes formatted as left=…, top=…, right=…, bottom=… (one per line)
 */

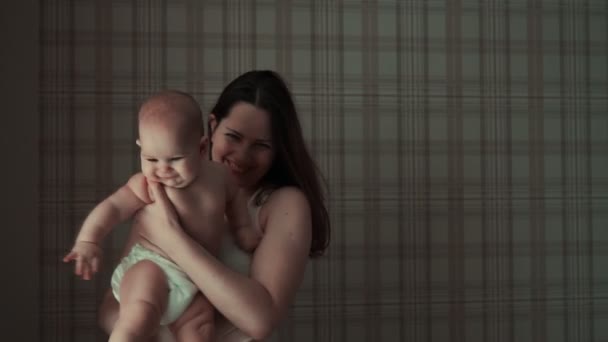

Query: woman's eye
left=226, top=133, right=239, bottom=140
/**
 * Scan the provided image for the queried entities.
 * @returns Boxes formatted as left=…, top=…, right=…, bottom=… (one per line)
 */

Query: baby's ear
left=199, top=136, right=209, bottom=154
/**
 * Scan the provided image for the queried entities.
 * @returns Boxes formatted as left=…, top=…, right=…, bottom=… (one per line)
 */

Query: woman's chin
left=228, top=170, right=244, bottom=183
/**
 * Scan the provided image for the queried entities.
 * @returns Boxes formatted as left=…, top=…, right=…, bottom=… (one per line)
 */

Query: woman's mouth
left=224, top=160, right=247, bottom=175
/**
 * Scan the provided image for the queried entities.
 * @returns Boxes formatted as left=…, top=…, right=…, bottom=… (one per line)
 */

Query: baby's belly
left=129, top=218, right=224, bottom=261
left=136, top=237, right=171, bottom=260
left=127, top=220, right=178, bottom=261
left=125, top=226, right=170, bottom=260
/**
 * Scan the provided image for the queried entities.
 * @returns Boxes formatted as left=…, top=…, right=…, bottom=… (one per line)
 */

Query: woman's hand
left=134, top=180, right=183, bottom=252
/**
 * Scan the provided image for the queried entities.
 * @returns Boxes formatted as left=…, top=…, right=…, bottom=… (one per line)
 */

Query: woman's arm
left=140, top=184, right=312, bottom=340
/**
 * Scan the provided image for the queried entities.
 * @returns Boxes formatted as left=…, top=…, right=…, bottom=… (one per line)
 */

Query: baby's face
left=137, top=124, right=202, bottom=188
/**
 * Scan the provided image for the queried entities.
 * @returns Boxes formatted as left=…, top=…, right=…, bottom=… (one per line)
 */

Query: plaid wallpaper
left=40, top=0, right=608, bottom=341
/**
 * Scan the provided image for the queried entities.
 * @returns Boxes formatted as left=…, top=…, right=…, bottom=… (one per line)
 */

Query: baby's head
left=136, top=90, right=206, bottom=188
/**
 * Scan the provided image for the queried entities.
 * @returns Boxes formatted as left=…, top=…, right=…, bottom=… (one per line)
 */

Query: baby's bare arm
left=65, top=174, right=150, bottom=279
left=75, top=173, right=150, bottom=244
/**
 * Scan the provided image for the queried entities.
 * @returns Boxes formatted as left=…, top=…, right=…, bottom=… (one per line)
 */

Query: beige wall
left=38, top=1, right=607, bottom=341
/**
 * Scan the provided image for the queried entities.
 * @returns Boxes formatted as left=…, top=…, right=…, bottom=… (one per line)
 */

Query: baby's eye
left=146, top=158, right=158, bottom=162
left=170, top=157, right=183, bottom=162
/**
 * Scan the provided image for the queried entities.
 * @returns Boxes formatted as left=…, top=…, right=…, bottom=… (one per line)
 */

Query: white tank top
left=219, top=189, right=265, bottom=274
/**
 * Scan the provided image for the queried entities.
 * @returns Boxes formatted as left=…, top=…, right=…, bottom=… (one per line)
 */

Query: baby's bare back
left=133, top=164, right=229, bottom=260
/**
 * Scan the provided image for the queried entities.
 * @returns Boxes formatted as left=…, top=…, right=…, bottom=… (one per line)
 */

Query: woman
left=98, top=70, right=330, bottom=341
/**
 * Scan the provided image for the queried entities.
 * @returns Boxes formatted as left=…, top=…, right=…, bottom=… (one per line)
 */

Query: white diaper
left=111, top=243, right=197, bottom=324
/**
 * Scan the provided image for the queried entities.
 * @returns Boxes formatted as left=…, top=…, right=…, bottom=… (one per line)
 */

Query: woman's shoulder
left=263, top=186, right=309, bottom=211
left=258, top=186, right=311, bottom=233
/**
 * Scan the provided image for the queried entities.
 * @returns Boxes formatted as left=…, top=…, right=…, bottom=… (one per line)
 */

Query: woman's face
left=209, top=102, right=275, bottom=191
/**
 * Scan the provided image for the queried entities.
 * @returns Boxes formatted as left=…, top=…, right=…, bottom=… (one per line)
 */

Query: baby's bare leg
left=169, top=294, right=215, bottom=342
left=110, top=260, right=169, bottom=342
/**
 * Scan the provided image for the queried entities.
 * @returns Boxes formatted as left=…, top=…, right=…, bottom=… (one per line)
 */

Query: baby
left=63, top=90, right=260, bottom=341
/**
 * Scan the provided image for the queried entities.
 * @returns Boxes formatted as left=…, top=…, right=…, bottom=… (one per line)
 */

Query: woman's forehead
left=223, top=102, right=272, bottom=139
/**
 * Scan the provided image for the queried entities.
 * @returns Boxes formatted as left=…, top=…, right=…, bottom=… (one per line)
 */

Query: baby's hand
left=234, top=227, right=262, bottom=254
left=62, top=241, right=103, bottom=280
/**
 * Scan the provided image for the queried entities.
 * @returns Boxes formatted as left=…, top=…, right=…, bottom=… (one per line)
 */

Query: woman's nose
left=232, top=147, right=252, bottom=166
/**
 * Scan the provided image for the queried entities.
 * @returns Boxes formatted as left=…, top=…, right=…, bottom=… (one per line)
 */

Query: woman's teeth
left=226, top=160, right=245, bottom=173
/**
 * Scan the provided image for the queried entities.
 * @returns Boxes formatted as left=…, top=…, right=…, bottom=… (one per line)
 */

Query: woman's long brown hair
left=208, top=70, right=330, bottom=257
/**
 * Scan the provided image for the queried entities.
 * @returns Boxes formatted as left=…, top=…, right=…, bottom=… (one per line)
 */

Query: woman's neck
left=243, top=180, right=267, bottom=198
left=243, top=182, right=273, bottom=203
left=241, top=184, right=260, bottom=199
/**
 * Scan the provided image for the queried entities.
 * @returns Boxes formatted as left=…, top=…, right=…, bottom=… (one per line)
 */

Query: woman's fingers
left=148, top=181, right=179, bottom=221
left=149, top=181, right=170, bottom=206
left=147, top=180, right=160, bottom=196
